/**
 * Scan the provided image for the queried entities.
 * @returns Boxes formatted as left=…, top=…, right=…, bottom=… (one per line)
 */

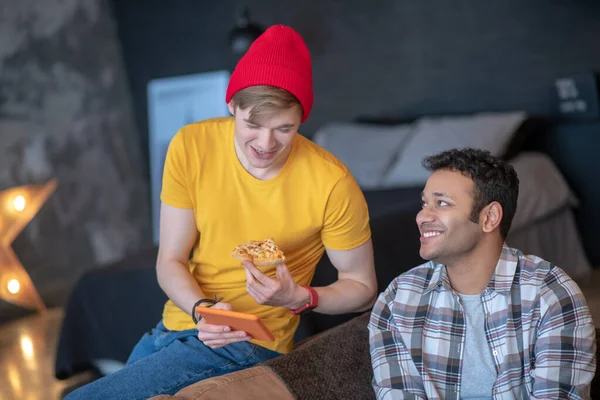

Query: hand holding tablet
left=196, top=306, right=275, bottom=342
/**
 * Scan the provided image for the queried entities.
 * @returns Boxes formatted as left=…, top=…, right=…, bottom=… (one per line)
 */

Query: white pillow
left=313, top=122, right=414, bottom=189
left=381, top=112, right=527, bottom=187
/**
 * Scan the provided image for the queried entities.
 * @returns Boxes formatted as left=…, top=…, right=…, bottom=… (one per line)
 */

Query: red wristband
left=289, top=286, right=319, bottom=315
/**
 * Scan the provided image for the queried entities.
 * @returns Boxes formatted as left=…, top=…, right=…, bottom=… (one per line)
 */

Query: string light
left=12, top=195, right=26, bottom=212
left=20, top=336, right=34, bottom=360
left=7, top=279, right=20, bottom=294
left=7, top=363, right=22, bottom=397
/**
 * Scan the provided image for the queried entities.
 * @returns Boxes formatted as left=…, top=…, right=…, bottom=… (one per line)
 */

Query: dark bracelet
left=191, top=295, right=222, bottom=324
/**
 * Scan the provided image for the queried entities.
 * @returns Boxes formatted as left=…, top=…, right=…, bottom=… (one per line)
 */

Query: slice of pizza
left=232, top=238, right=286, bottom=266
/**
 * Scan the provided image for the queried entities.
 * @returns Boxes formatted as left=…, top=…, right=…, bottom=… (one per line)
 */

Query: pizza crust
left=232, top=238, right=286, bottom=266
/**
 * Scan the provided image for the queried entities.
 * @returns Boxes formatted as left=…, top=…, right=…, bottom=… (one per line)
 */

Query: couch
left=149, top=312, right=374, bottom=400
left=148, top=313, right=600, bottom=399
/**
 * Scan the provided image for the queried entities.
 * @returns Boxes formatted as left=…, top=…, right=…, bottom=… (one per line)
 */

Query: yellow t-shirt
left=160, top=117, right=371, bottom=354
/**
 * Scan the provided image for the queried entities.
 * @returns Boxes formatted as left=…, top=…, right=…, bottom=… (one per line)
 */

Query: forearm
left=369, top=288, right=427, bottom=399
left=314, top=278, right=377, bottom=314
left=530, top=280, right=596, bottom=398
left=531, top=323, right=596, bottom=398
left=157, top=259, right=206, bottom=316
left=370, top=334, right=427, bottom=399
left=302, top=240, right=376, bottom=314
left=371, top=340, right=427, bottom=399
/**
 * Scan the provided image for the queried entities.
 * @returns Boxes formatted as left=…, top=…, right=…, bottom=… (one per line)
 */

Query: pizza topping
left=232, top=238, right=285, bottom=265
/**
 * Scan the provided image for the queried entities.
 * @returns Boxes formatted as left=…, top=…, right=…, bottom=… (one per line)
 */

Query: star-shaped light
left=0, top=179, right=57, bottom=312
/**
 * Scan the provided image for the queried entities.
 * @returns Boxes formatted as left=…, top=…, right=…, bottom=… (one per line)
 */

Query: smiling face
left=229, top=102, right=301, bottom=178
left=416, top=169, right=484, bottom=265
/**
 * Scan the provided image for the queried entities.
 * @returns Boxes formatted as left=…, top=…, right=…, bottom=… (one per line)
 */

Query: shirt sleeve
left=160, top=130, right=194, bottom=209
left=321, top=172, right=371, bottom=250
left=368, top=280, right=428, bottom=400
left=531, top=270, right=596, bottom=399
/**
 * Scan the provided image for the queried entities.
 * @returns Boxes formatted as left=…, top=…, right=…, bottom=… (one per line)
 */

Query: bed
left=312, top=111, right=594, bottom=281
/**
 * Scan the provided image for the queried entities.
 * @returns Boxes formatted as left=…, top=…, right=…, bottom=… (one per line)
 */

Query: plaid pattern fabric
left=369, top=245, right=596, bottom=399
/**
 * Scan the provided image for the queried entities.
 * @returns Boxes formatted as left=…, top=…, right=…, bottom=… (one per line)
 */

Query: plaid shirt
left=369, top=245, right=596, bottom=399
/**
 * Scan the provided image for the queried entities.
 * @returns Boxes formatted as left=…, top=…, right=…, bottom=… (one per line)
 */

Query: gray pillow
left=510, top=152, right=578, bottom=232
left=381, top=112, right=527, bottom=187
left=313, top=122, right=414, bottom=189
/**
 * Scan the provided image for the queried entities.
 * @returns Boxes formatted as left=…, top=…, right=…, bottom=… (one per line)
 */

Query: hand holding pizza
left=233, top=239, right=307, bottom=309
left=242, top=260, right=305, bottom=308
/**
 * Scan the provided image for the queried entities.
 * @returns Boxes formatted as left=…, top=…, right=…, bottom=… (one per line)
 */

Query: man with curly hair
left=369, top=147, right=596, bottom=399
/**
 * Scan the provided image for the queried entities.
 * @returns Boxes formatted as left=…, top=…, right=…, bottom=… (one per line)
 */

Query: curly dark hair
left=422, top=148, right=519, bottom=238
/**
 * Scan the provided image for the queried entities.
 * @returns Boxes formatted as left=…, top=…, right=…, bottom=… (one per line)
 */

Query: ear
left=227, top=102, right=235, bottom=116
left=481, top=202, right=503, bottom=234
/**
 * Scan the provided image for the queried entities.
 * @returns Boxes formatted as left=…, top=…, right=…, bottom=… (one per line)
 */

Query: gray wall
left=0, top=0, right=151, bottom=321
left=112, top=0, right=600, bottom=265
left=112, top=0, right=600, bottom=144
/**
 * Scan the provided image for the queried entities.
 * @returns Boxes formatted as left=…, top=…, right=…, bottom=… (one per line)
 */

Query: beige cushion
left=509, top=152, right=577, bottom=232
left=148, top=366, right=294, bottom=400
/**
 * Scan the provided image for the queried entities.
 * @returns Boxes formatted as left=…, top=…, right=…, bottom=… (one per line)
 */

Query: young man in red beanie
left=66, top=24, right=377, bottom=399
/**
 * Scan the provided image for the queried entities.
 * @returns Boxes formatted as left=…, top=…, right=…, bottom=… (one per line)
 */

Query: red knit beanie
left=225, top=25, right=314, bottom=123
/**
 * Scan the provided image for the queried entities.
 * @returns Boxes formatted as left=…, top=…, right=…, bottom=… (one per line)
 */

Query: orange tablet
left=195, top=306, right=275, bottom=342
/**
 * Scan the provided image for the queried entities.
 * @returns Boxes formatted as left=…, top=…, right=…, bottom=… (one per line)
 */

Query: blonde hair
left=230, top=85, right=302, bottom=124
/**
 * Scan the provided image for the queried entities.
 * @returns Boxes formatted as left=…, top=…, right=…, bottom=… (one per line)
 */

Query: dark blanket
left=55, top=247, right=166, bottom=379
left=263, top=312, right=375, bottom=400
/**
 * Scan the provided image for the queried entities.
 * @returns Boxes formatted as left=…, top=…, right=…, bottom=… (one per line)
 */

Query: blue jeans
left=65, top=321, right=281, bottom=400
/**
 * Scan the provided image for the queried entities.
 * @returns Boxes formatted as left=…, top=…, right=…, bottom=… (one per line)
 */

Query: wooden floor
left=1, top=270, right=600, bottom=400
left=0, top=308, right=96, bottom=400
